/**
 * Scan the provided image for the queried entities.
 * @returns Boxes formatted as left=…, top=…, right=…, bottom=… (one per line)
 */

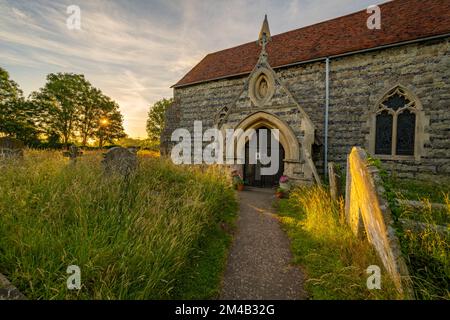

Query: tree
left=94, top=95, right=126, bottom=148
left=0, top=67, right=39, bottom=143
left=146, top=98, right=173, bottom=143
left=78, top=87, right=103, bottom=146
left=31, top=73, right=92, bottom=146
left=2, top=68, right=126, bottom=147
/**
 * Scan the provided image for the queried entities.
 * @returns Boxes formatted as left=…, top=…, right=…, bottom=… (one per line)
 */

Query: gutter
left=324, top=58, right=330, bottom=179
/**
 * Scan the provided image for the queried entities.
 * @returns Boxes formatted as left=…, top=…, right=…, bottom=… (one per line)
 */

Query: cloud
left=0, top=0, right=386, bottom=138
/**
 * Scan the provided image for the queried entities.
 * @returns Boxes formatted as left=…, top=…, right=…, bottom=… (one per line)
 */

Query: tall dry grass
left=278, top=186, right=400, bottom=300
left=0, top=150, right=236, bottom=299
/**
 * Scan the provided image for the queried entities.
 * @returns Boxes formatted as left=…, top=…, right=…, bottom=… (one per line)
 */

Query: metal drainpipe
left=324, top=57, right=330, bottom=179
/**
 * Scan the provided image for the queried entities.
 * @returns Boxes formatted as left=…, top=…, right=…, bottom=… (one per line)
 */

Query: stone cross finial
left=258, top=14, right=271, bottom=51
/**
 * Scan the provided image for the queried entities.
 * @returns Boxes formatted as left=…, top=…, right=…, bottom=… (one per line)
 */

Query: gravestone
left=0, top=273, right=26, bottom=300
left=63, top=145, right=83, bottom=163
left=328, top=162, right=340, bottom=201
left=0, top=137, right=24, bottom=159
left=102, top=147, right=138, bottom=176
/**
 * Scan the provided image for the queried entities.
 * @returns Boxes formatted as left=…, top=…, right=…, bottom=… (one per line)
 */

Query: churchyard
left=0, top=139, right=448, bottom=300
left=0, top=143, right=237, bottom=299
left=1, top=0, right=448, bottom=302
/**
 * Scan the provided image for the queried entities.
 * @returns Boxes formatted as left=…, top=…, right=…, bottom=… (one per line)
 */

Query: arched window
left=372, top=86, right=422, bottom=158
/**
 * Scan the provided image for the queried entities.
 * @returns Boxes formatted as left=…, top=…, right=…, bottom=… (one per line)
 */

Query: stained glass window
left=396, top=110, right=416, bottom=156
left=374, top=87, right=418, bottom=157
left=375, top=111, right=393, bottom=155
left=383, top=93, right=410, bottom=111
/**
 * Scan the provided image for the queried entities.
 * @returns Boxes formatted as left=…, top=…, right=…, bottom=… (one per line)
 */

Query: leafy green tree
left=2, top=68, right=126, bottom=147
left=94, top=95, right=126, bottom=148
left=146, top=98, right=173, bottom=142
left=78, top=87, right=103, bottom=146
left=31, top=73, right=91, bottom=146
left=0, top=67, right=39, bottom=143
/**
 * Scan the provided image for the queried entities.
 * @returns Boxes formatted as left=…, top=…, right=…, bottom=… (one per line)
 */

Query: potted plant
left=279, top=175, right=290, bottom=191
left=275, top=187, right=284, bottom=199
left=232, top=174, right=245, bottom=191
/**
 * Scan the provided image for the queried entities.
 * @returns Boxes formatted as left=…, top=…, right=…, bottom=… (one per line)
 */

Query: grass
left=371, top=163, right=450, bottom=300
left=390, top=179, right=450, bottom=204
left=0, top=150, right=237, bottom=299
left=396, top=196, right=449, bottom=226
left=393, top=195, right=449, bottom=300
left=170, top=213, right=236, bottom=299
left=276, top=186, right=401, bottom=300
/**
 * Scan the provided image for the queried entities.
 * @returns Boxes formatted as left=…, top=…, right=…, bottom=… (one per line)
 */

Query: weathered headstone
left=63, top=145, right=83, bottom=163
left=0, top=273, right=26, bottom=300
left=102, top=147, right=138, bottom=176
left=0, top=137, right=24, bottom=159
left=328, top=162, right=339, bottom=201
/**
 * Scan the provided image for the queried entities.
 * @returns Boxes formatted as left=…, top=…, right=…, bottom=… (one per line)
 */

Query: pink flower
left=279, top=175, right=289, bottom=183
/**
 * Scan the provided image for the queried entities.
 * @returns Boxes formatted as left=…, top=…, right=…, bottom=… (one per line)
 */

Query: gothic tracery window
left=374, top=87, right=418, bottom=157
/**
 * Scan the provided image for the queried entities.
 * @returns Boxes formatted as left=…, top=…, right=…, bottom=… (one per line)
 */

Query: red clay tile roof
left=174, top=0, right=450, bottom=88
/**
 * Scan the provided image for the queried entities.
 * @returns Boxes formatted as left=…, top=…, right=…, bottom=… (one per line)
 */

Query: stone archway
left=233, top=111, right=302, bottom=183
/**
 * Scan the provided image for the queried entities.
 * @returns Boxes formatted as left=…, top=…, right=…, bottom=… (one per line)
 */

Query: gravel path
left=220, top=187, right=307, bottom=300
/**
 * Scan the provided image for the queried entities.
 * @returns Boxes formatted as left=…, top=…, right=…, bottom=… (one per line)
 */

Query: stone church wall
left=164, top=37, right=450, bottom=182
left=328, top=37, right=450, bottom=182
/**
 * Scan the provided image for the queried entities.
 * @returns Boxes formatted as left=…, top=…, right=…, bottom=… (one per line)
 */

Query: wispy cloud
left=0, top=0, right=385, bottom=137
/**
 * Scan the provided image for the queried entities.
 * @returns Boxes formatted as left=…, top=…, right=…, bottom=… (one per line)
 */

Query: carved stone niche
left=249, top=68, right=275, bottom=107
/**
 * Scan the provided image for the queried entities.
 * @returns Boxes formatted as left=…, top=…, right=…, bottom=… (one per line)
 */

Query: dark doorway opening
left=243, top=127, right=285, bottom=188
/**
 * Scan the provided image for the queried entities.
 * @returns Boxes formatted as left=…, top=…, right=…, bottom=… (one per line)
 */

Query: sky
left=0, top=0, right=386, bottom=138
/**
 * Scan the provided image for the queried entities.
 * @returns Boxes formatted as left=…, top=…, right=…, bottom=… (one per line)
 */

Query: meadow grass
left=390, top=179, right=450, bottom=204
left=375, top=170, right=450, bottom=299
left=394, top=195, right=449, bottom=300
left=0, top=150, right=237, bottom=299
left=276, top=186, right=401, bottom=300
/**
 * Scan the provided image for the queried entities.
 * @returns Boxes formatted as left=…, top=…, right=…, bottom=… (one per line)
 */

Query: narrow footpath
left=220, top=187, right=307, bottom=300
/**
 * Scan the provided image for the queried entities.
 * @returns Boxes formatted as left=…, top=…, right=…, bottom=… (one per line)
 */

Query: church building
left=162, top=0, right=450, bottom=186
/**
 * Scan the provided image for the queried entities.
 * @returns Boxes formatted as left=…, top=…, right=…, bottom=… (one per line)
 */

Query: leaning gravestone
left=0, top=137, right=25, bottom=159
left=102, top=147, right=138, bottom=177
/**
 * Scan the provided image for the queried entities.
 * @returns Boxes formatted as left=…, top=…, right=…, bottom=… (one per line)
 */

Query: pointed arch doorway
left=233, top=111, right=302, bottom=189
left=244, top=126, right=285, bottom=188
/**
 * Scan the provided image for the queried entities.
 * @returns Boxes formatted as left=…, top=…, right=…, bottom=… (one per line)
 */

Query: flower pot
left=275, top=192, right=284, bottom=199
left=279, top=182, right=290, bottom=191
left=237, top=184, right=245, bottom=192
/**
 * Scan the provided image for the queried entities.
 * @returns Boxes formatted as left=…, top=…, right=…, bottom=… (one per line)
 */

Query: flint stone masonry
left=345, top=147, right=413, bottom=297
left=162, top=37, right=450, bottom=183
